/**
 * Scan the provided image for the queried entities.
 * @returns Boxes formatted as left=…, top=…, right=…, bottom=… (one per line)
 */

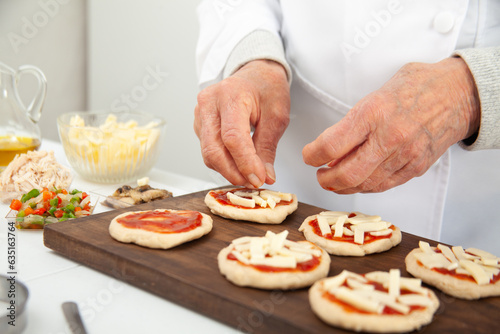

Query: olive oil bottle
left=0, top=135, right=41, bottom=170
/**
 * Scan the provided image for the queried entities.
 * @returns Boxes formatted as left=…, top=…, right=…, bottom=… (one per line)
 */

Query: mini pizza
left=205, top=187, right=298, bottom=224
left=299, top=211, right=402, bottom=256
left=109, top=209, right=212, bottom=249
left=217, top=230, right=330, bottom=290
left=309, top=269, right=439, bottom=333
left=405, top=241, right=500, bottom=300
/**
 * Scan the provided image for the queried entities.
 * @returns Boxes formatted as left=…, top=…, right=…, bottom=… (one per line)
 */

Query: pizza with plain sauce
left=109, top=209, right=212, bottom=249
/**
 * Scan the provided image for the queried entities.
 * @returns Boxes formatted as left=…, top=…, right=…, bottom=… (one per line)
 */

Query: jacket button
left=433, top=11, right=455, bottom=34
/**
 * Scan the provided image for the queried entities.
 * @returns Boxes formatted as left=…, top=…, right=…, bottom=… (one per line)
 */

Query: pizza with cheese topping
left=205, top=187, right=298, bottom=224
left=309, top=269, right=439, bottom=333
left=109, top=209, right=212, bottom=249
left=299, top=211, right=402, bottom=256
left=217, top=230, right=330, bottom=290
left=405, top=241, right=500, bottom=300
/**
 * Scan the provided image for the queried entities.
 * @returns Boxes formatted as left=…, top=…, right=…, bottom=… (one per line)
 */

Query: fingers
left=195, top=94, right=249, bottom=186
left=314, top=133, right=392, bottom=192
left=315, top=133, right=432, bottom=194
left=252, top=94, right=290, bottom=184
left=219, top=92, right=267, bottom=187
left=302, top=110, right=370, bottom=168
left=194, top=60, right=290, bottom=188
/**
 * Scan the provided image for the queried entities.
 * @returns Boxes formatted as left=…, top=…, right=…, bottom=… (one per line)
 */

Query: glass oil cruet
left=0, top=62, right=47, bottom=171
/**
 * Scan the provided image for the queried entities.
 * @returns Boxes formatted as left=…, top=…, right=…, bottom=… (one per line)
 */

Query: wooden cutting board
left=43, top=190, right=500, bottom=334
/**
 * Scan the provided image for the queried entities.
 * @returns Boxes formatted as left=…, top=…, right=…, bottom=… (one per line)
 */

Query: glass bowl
left=57, top=111, right=166, bottom=183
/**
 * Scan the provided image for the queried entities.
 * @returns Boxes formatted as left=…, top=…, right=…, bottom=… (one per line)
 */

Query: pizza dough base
left=405, top=248, right=500, bottom=300
left=109, top=209, right=213, bottom=249
left=204, top=188, right=298, bottom=224
left=299, top=215, right=402, bottom=256
left=217, top=241, right=330, bottom=290
left=309, top=278, right=439, bottom=333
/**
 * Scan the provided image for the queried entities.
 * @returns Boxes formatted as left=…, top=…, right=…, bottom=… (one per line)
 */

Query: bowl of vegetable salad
left=7, top=188, right=96, bottom=229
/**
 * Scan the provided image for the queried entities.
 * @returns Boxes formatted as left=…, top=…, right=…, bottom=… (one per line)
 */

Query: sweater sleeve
left=223, top=29, right=292, bottom=83
left=454, top=47, right=500, bottom=150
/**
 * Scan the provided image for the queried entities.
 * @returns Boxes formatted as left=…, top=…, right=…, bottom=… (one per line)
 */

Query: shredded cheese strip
left=229, top=230, right=321, bottom=269
left=313, top=211, right=393, bottom=244
left=226, top=189, right=293, bottom=209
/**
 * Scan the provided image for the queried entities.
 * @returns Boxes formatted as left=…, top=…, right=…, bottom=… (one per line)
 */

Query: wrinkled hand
left=194, top=60, right=290, bottom=188
left=303, top=57, right=480, bottom=194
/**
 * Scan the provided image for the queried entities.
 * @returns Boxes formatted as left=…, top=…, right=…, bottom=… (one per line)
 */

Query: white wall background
left=87, top=0, right=217, bottom=184
left=0, top=0, right=87, bottom=141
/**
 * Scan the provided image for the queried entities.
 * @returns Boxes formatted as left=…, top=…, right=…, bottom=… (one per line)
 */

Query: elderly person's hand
left=302, top=57, right=480, bottom=194
left=194, top=60, right=290, bottom=188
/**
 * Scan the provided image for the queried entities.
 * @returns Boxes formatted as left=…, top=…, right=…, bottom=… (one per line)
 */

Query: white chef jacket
left=196, top=0, right=500, bottom=241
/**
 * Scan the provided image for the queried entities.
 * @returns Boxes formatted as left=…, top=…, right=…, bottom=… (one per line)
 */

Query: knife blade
left=61, top=301, right=88, bottom=334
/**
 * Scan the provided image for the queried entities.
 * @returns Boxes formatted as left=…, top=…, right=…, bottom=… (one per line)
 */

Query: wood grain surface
left=43, top=190, right=500, bottom=334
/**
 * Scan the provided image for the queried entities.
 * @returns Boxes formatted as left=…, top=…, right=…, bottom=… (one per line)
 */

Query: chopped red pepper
left=33, top=208, right=47, bottom=215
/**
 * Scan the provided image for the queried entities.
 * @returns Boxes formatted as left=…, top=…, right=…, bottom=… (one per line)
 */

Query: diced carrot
left=10, top=199, right=22, bottom=211
left=74, top=207, right=82, bottom=212
left=43, top=190, right=54, bottom=202
left=24, top=207, right=34, bottom=216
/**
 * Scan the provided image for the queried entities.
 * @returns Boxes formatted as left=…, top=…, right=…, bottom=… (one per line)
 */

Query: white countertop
left=0, top=139, right=239, bottom=334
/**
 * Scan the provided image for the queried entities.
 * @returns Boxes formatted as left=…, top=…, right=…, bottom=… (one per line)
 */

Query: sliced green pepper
left=21, top=189, right=40, bottom=203
left=48, top=207, right=57, bottom=215
left=49, top=198, right=59, bottom=207
left=65, top=203, right=75, bottom=212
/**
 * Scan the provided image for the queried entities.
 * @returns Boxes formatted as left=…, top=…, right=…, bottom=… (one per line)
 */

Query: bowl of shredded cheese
left=57, top=111, right=166, bottom=183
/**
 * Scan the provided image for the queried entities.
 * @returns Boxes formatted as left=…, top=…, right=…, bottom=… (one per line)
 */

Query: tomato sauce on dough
left=117, top=210, right=202, bottom=234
